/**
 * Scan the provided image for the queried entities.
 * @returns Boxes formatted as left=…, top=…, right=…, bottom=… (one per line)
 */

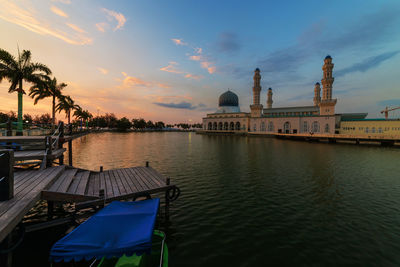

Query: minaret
left=267, top=88, right=273, bottom=109
left=321, top=55, right=334, bottom=100
left=250, top=68, right=263, bottom=118
left=313, top=82, right=321, bottom=106
left=253, top=68, right=261, bottom=105
left=319, top=55, right=337, bottom=116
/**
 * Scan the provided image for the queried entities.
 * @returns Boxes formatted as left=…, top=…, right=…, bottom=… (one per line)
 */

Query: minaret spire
left=267, top=88, right=273, bottom=109
left=321, top=55, right=334, bottom=100
left=250, top=68, right=263, bottom=118
left=313, top=82, right=321, bottom=106
left=253, top=68, right=261, bottom=105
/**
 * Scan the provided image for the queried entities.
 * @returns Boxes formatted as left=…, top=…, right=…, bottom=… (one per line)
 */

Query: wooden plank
left=87, top=173, right=95, bottom=196
left=118, top=168, right=138, bottom=193
left=41, top=191, right=99, bottom=202
left=126, top=168, right=147, bottom=191
left=132, top=167, right=153, bottom=190
left=0, top=166, right=65, bottom=242
left=103, top=171, right=114, bottom=198
left=146, top=167, right=167, bottom=185
left=111, top=170, right=127, bottom=196
left=48, top=169, right=76, bottom=192
left=108, top=171, right=120, bottom=197
left=137, top=167, right=160, bottom=188
left=99, top=172, right=106, bottom=196
left=75, top=171, right=90, bottom=195
left=116, top=169, right=135, bottom=193
left=139, top=167, right=164, bottom=187
left=57, top=169, right=78, bottom=193
left=67, top=172, right=81, bottom=194
left=92, top=173, right=100, bottom=196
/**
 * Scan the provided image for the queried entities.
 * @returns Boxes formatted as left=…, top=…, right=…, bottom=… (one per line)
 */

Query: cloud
left=153, top=101, right=196, bottom=110
left=189, top=55, right=201, bottom=61
left=97, top=67, right=108, bottom=74
left=0, top=1, right=92, bottom=45
left=66, top=23, right=85, bottom=33
left=201, top=61, right=216, bottom=74
left=160, top=62, right=184, bottom=74
left=171, top=38, right=187, bottom=46
left=101, top=8, right=126, bottom=31
left=160, top=62, right=203, bottom=80
left=336, top=51, right=399, bottom=77
left=185, top=74, right=203, bottom=80
left=254, top=6, right=400, bottom=83
left=50, top=5, right=68, bottom=17
left=51, top=0, right=71, bottom=4
left=95, top=22, right=107, bottom=32
left=217, top=32, right=240, bottom=52
left=121, top=72, right=169, bottom=89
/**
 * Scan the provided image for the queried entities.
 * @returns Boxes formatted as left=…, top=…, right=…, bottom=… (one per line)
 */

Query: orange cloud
left=51, top=0, right=71, bottom=4
left=160, top=62, right=184, bottom=74
left=189, top=55, right=201, bottom=61
left=101, top=8, right=126, bottom=31
left=66, top=23, right=85, bottom=33
left=0, top=1, right=92, bottom=45
left=201, top=61, right=216, bottom=74
left=171, top=38, right=187, bottom=46
left=97, top=67, right=108, bottom=74
left=185, top=74, right=203, bottom=80
left=121, top=72, right=170, bottom=89
left=50, top=5, right=68, bottom=18
left=95, top=22, right=107, bottom=32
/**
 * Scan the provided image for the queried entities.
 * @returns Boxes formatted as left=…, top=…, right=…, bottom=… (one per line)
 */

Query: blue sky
left=1, top=0, right=400, bottom=122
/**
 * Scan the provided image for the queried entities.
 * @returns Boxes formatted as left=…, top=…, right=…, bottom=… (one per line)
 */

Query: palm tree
left=73, top=108, right=92, bottom=130
left=29, top=77, right=67, bottom=131
left=56, top=95, right=79, bottom=129
left=0, top=48, right=51, bottom=135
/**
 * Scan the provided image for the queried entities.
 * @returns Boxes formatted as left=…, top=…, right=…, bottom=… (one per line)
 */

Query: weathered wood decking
left=0, top=166, right=65, bottom=242
left=42, top=166, right=173, bottom=203
left=0, top=165, right=178, bottom=243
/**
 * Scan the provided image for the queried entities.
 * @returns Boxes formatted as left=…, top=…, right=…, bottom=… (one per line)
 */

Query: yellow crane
left=381, top=106, right=400, bottom=119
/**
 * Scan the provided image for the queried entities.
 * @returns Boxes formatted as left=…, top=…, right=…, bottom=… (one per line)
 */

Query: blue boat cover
left=49, top=199, right=160, bottom=262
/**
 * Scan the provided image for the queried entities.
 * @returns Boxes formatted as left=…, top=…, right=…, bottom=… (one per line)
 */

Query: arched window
left=224, top=122, right=229, bottom=130
left=260, top=122, right=266, bottom=131
left=283, top=122, right=291, bottom=134
left=230, top=122, right=235, bottom=130
left=208, top=122, right=212, bottom=130
left=372, top=127, right=376, bottom=133
left=218, top=122, right=223, bottom=130
left=312, top=121, right=320, bottom=133
left=235, top=122, right=241, bottom=131
left=324, top=124, right=329, bottom=133
left=253, top=124, right=257, bottom=131
left=213, top=122, right=217, bottom=130
left=378, top=127, right=382, bottom=133
left=365, top=127, right=369, bottom=133
left=268, top=121, right=274, bottom=132
left=303, top=121, right=308, bottom=133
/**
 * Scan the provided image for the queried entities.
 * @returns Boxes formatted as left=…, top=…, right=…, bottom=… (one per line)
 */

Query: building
left=203, top=56, right=338, bottom=134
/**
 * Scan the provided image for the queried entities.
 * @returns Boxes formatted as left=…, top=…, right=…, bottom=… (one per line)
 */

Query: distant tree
left=104, top=113, right=118, bottom=128
left=0, top=48, right=51, bottom=134
left=0, top=112, right=8, bottom=123
left=23, top=114, right=33, bottom=124
left=36, top=113, right=52, bottom=124
left=7, top=111, right=17, bottom=122
left=154, top=121, right=165, bottom=129
left=146, top=120, right=155, bottom=129
left=117, top=117, right=132, bottom=131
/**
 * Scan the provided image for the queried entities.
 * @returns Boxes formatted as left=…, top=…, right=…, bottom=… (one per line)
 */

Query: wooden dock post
left=68, top=124, right=73, bottom=166
left=100, top=166, right=103, bottom=172
left=45, top=136, right=52, bottom=168
left=58, top=122, right=64, bottom=165
left=0, top=150, right=14, bottom=201
left=99, top=189, right=105, bottom=208
left=146, top=161, right=149, bottom=167
left=165, top=177, right=170, bottom=222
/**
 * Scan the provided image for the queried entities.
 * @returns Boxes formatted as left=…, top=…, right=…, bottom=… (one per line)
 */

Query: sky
left=1, top=0, right=400, bottom=123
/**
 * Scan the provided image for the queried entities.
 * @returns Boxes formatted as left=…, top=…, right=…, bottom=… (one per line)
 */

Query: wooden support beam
left=0, top=150, right=14, bottom=201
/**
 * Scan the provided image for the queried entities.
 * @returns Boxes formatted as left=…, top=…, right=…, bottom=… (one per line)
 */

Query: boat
left=49, top=198, right=168, bottom=267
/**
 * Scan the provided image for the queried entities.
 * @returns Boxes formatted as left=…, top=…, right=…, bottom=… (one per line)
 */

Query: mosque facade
left=202, top=56, right=337, bottom=135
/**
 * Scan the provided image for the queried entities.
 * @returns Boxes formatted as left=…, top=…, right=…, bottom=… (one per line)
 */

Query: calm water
left=16, top=132, right=400, bottom=266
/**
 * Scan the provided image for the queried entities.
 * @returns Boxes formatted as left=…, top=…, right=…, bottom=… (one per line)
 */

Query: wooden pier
left=0, top=159, right=179, bottom=244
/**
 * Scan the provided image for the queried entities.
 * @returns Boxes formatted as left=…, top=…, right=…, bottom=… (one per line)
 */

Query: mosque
left=202, top=56, right=339, bottom=135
